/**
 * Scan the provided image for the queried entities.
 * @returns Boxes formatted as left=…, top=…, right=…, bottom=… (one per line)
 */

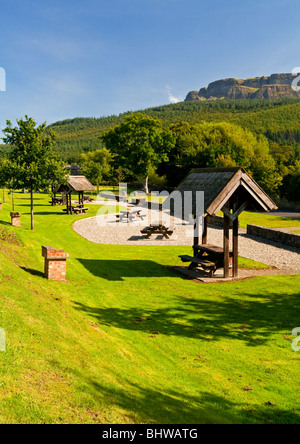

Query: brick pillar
left=0, top=202, right=2, bottom=210
left=10, top=212, right=21, bottom=226
left=42, top=246, right=69, bottom=281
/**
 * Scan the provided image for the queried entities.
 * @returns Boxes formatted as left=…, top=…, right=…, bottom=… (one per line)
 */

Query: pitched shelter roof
left=56, top=176, right=95, bottom=193
left=165, top=167, right=277, bottom=218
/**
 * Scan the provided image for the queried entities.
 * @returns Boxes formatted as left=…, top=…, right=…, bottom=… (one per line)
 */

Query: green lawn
left=239, top=211, right=300, bottom=229
left=0, top=191, right=299, bottom=424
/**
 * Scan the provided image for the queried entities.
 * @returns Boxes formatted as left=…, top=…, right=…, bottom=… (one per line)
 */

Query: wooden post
left=202, top=216, right=208, bottom=245
left=223, top=213, right=230, bottom=278
left=233, top=217, right=239, bottom=277
left=193, top=214, right=199, bottom=247
left=232, top=199, right=239, bottom=278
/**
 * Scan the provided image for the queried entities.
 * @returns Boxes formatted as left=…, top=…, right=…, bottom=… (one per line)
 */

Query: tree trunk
left=30, top=189, right=34, bottom=231
left=143, top=176, right=149, bottom=194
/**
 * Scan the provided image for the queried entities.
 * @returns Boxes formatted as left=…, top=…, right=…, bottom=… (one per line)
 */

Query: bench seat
left=179, top=255, right=217, bottom=277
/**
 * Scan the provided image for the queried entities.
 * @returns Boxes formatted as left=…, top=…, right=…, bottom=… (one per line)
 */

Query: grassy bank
left=0, top=191, right=299, bottom=424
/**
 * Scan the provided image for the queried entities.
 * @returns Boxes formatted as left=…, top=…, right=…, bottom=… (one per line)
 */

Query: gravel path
left=73, top=206, right=300, bottom=273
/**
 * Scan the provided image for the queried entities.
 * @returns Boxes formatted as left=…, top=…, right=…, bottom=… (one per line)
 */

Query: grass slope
left=0, top=192, right=299, bottom=424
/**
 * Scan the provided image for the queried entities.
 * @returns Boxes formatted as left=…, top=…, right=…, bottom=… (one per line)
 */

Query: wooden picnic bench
left=116, top=210, right=145, bottom=222
left=179, top=244, right=233, bottom=277
left=49, top=197, right=63, bottom=206
left=141, top=224, right=174, bottom=239
left=62, top=204, right=89, bottom=214
left=72, top=205, right=88, bottom=214
left=83, top=195, right=94, bottom=202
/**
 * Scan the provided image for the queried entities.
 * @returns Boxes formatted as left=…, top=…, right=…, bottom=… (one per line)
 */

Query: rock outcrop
left=185, top=73, right=300, bottom=101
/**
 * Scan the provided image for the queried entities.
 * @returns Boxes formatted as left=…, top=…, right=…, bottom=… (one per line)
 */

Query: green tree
left=280, top=160, right=300, bottom=201
left=2, top=116, right=66, bottom=230
left=0, top=154, right=8, bottom=203
left=101, top=113, right=175, bottom=193
left=80, top=148, right=112, bottom=193
left=167, top=120, right=281, bottom=196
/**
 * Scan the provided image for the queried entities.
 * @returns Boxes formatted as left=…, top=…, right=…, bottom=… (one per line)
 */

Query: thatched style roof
left=165, top=167, right=277, bottom=218
left=56, top=176, right=95, bottom=193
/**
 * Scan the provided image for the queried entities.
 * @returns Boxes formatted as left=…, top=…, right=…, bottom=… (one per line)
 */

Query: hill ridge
left=185, top=73, right=300, bottom=101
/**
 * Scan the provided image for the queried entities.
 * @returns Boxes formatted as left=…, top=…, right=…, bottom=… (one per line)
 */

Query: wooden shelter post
left=202, top=216, right=208, bottom=245
left=68, top=192, right=72, bottom=215
left=232, top=198, right=239, bottom=278
left=223, top=213, right=230, bottom=278
left=193, top=214, right=199, bottom=247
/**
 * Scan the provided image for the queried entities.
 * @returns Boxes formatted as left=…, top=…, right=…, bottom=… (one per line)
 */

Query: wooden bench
left=62, top=206, right=88, bottom=214
left=49, top=198, right=63, bottom=206
left=130, top=210, right=145, bottom=220
left=141, top=225, right=174, bottom=239
left=116, top=210, right=145, bottom=222
left=72, top=206, right=88, bottom=214
left=179, top=255, right=217, bottom=277
left=83, top=195, right=94, bottom=202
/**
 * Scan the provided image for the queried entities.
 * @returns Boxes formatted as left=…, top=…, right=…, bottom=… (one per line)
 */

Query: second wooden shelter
left=56, top=176, right=95, bottom=214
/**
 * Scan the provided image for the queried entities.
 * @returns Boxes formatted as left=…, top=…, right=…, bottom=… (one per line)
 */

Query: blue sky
left=1, top=0, right=300, bottom=130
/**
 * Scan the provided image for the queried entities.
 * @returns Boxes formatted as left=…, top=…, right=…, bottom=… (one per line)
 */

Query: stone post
left=10, top=212, right=21, bottom=227
left=42, top=246, right=69, bottom=281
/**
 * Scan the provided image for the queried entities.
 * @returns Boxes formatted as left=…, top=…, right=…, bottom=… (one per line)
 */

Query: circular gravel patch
left=73, top=207, right=300, bottom=273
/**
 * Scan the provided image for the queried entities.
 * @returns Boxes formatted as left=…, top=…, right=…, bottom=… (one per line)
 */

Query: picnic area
left=0, top=188, right=299, bottom=425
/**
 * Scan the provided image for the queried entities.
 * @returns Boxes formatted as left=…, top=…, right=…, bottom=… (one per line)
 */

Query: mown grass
left=239, top=212, right=300, bottom=229
left=0, top=191, right=299, bottom=424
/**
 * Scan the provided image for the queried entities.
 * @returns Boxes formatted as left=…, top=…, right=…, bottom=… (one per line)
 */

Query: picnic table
left=141, top=224, right=174, bottom=239
left=49, top=197, right=63, bottom=206
left=179, top=244, right=233, bottom=278
left=63, top=204, right=89, bottom=214
left=83, top=195, right=94, bottom=202
left=116, top=210, right=145, bottom=222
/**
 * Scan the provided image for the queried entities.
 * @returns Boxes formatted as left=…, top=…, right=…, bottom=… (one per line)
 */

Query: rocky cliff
left=185, top=73, right=300, bottom=101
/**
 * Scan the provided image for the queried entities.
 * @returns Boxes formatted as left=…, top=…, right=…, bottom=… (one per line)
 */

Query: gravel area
left=73, top=206, right=300, bottom=273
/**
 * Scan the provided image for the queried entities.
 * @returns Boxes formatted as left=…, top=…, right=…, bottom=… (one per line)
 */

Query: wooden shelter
left=56, top=176, right=95, bottom=215
left=166, top=167, right=277, bottom=278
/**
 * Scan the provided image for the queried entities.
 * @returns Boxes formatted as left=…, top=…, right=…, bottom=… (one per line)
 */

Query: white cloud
left=166, top=85, right=183, bottom=103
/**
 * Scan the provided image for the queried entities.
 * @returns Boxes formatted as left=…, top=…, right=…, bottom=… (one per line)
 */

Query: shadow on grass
left=0, top=220, right=13, bottom=227
left=33, top=211, right=66, bottom=216
left=77, top=259, right=174, bottom=281
left=18, top=203, right=49, bottom=207
left=73, top=275, right=300, bottom=346
left=69, top=369, right=300, bottom=424
left=20, top=266, right=44, bottom=278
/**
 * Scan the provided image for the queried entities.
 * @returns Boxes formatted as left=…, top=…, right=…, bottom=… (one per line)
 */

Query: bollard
left=42, top=246, right=69, bottom=281
left=10, top=212, right=21, bottom=227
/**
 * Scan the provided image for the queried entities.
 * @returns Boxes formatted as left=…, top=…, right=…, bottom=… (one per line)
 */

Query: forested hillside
left=49, top=98, right=300, bottom=164
left=1, top=98, right=299, bottom=202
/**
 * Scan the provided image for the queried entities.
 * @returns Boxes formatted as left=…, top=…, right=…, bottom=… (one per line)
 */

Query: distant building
left=65, top=165, right=81, bottom=176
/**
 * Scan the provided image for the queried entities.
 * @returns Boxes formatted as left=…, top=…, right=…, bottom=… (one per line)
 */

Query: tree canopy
left=101, top=112, right=175, bottom=193
left=80, top=148, right=112, bottom=192
left=2, top=116, right=66, bottom=229
left=163, top=120, right=281, bottom=196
